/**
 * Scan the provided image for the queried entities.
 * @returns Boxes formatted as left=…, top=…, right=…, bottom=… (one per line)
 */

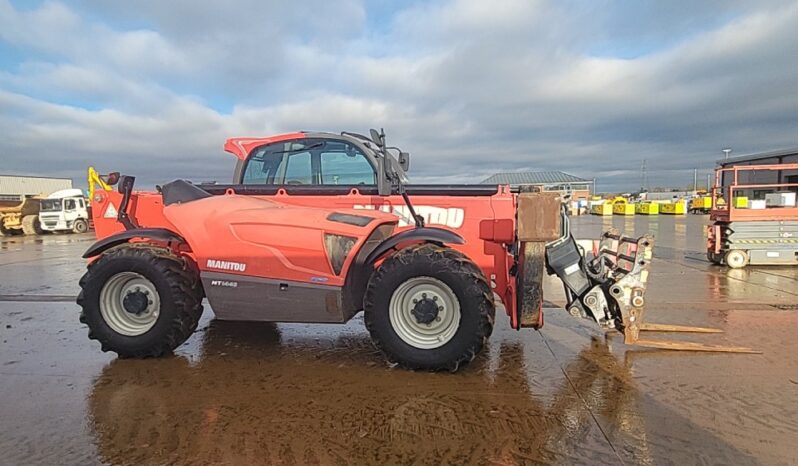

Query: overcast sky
left=1, top=0, right=797, bottom=191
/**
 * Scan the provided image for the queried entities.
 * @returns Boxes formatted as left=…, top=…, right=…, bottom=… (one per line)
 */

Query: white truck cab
left=39, top=188, right=90, bottom=233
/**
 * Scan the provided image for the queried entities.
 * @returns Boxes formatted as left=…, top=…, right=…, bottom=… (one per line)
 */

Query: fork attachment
left=546, top=226, right=758, bottom=354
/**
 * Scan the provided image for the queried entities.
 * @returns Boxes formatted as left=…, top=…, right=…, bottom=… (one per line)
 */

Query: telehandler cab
left=79, top=129, right=754, bottom=371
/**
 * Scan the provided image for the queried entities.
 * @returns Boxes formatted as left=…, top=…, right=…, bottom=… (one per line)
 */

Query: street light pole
left=722, top=148, right=732, bottom=160
left=693, top=168, right=698, bottom=194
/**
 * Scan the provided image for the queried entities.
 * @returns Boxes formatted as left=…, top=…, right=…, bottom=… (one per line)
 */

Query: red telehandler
left=79, top=130, right=754, bottom=371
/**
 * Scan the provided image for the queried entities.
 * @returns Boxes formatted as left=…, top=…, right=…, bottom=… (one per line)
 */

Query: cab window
left=64, top=199, right=76, bottom=210
left=241, top=139, right=375, bottom=186
left=284, top=151, right=312, bottom=185
left=321, top=151, right=375, bottom=185
left=242, top=149, right=284, bottom=184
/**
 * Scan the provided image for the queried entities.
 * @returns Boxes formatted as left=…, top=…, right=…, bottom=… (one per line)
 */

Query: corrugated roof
left=718, top=147, right=798, bottom=166
left=481, top=171, right=591, bottom=185
left=0, top=175, right=73, bottom=196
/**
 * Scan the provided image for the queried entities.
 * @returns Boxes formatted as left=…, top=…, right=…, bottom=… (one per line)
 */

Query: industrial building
left=481, top=171, right=594, bottom=201
left=718, top=148, right=798, bottom=199
left=0, top=175, right=73, bottom=202
left=719, top=147, right=798, bottom=168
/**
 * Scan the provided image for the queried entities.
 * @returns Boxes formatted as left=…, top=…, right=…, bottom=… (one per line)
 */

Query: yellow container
left=613, top=201, right=635, bottom=215
left=660, top=201, right=686, bottom=215
left=590, top=203, right=613, bottom=216
left=733, top=196, right=748, bottom=208
left=690, top=196, right=712, bottom=211
left=635, top=202, right=659, bottom=215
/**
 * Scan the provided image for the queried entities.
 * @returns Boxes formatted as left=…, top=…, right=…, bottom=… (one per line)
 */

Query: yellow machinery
left=635, top=202, right=659, bottom=215
left=87, top=166, right=113, bottom=201
left=612, top=198, right=635, bottom=215
left=590, top=202, right=613, bottom=216
left=660, top=201, right=686, bottom=215
left=689, top=196, right=712, bottom=214
left=0, top=196, right=43, bottom=235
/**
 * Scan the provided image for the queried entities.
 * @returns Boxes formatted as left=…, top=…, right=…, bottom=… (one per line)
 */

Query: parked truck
left=0, top=196, right=43, bottom=236
left=39, top=188, right=90, bottom=234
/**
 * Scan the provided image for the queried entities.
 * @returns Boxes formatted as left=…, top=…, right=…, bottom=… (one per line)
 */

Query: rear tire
left=364, top=244, right=495, bottom=371
left=725, top=249, right=749, bottom=269
left=77, top=245, right=204, bottom=358
left=21, top=215, right=43, bottom=235
left=73, top=218, right=89, bottom=234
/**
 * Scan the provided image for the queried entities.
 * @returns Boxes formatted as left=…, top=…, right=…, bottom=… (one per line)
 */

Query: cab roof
left=224, top=131, right=374, bottom=160
left=224, top=132, right=306, bottom=160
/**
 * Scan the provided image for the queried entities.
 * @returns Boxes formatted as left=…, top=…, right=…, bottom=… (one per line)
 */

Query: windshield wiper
left=267, top=142, right=324, bottom=155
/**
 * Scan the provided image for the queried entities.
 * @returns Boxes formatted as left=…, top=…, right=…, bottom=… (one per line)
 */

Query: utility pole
left=693, top=168, right=698, bottom=193
left=707, top=173, right=711, bottom=191
left=640, top=159, right=648, bottom=192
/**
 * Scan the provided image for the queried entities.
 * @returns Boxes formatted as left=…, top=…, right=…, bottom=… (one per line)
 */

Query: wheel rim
left=389, top=276, right=461, bottom=349
left=75, top=220, right=87, bottom=233
left=99, top=272, right=160, bottom=336
left=727, top=251, right=746, bottom=268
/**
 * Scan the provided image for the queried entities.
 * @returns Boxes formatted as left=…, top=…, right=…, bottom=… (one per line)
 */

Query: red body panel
left=91, top=187, right=520, bottom=320
left=162, top=194, right=396, bottom=286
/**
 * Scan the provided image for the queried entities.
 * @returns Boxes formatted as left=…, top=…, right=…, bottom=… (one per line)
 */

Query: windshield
left=41, top=199, right=62, bottom=212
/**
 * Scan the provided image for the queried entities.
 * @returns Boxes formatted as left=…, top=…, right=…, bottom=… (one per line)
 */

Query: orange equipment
left=78, top=130, right=755, bottom=371
left=707, top=162, right=798, bottom=268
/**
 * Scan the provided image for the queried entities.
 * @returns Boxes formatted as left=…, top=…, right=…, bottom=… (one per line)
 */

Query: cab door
left=63, top=198, right=78, bottom=223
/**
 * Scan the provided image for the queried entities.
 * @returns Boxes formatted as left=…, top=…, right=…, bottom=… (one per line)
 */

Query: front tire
left=77, top=245, right=204, bottom=357
left=73, top=218, right=89, bottom=233
left=364, top=244, right=495, bottom=371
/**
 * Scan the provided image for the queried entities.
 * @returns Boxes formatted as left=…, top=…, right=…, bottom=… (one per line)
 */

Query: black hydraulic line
left=399, top=184, right=425, bottom=228
left=116, top=176, right=139, bottom=231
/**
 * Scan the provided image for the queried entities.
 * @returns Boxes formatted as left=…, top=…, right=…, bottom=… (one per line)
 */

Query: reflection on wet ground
left=86, top=319, right=764, bottom=465
left=1, top=216, right=797, bottom=465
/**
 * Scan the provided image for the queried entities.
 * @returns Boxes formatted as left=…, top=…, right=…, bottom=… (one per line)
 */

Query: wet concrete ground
left=1, top=215, right=797, bottom=465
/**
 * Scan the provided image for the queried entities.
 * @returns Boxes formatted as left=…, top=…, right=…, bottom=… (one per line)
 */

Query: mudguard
left=82, top=228, right=185, bottom=259
left=364, top=227, right=465, bottom=265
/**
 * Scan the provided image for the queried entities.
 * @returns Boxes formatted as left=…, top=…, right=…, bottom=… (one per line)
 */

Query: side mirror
left=103, top=172, right=121, bottom=186
left=369, top=129, right=383, bottom=146
left=398, top=152, right=410, bottom=172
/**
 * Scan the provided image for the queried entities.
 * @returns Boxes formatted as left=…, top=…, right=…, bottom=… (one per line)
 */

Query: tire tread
left=78, top=244, right=203, bottom=357
left=364, top=243, right=494, bottom=371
